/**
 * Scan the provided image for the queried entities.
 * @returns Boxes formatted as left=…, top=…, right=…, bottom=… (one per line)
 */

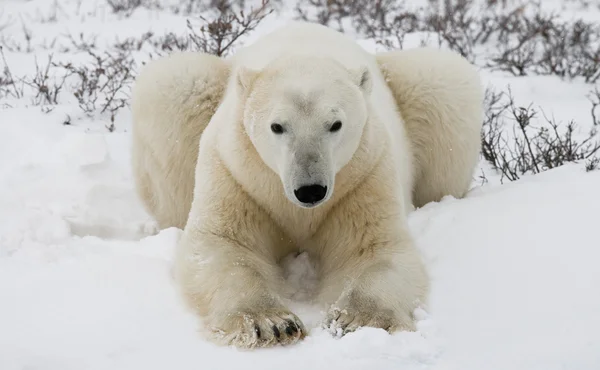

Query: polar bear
left=131, top=21, right=483, bottom=348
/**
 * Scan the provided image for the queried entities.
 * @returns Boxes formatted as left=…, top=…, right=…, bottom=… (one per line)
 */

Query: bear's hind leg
left=376, top=47, right=484, bottom=208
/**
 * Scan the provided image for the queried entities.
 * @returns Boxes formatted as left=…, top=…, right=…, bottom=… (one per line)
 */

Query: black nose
left=294, top=185, right=328, bottom=204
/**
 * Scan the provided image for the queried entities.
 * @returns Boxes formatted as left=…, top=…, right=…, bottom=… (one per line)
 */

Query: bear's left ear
left=351, top=66, right=372, bottom=95
left=236, top=66, right=259, bottom=95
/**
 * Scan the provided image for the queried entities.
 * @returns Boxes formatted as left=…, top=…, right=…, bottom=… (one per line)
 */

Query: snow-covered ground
left=1, top=1, right=599, bottom=369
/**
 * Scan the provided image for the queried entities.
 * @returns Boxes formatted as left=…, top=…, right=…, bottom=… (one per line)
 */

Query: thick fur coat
left=130, top=21, right=484, bottom=348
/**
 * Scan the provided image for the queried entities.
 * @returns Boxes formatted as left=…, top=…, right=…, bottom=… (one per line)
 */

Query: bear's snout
left=294, top=184, right=328, bottom=205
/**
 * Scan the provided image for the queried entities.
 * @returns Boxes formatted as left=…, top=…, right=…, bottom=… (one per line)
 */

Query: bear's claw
left=323, top=305, right=409, bottom=337
left=209, top=309, right=306, bottom=349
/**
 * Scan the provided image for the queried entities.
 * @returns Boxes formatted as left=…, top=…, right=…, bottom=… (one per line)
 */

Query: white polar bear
left=131, top=21, right=484, bottom=349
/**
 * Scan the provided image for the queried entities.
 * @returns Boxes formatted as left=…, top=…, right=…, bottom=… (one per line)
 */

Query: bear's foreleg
left=320, top=248, right=428, bottom=336
left=313, top=166, right=429, bottom=336
left=175, top=229, right=307, bottom=348
left=174, top=155, right=306, bottom=348
left=318, top=232, right=429, bottom=336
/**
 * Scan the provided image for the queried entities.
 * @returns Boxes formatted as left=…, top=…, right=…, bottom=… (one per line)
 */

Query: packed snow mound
left=0, top=115, right=599, bottom=370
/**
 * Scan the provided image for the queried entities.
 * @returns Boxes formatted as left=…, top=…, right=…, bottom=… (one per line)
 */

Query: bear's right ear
left=348, top=66, right=372, bottom=95
left=354, top=67, right=372, bottom=95
left=236, top=66, right=259, bottom=94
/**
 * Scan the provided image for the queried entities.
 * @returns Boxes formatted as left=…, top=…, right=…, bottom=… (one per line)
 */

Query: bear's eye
left=330, top=120, right=343, bottom=132
left=270, top=123, right=284, bottom=134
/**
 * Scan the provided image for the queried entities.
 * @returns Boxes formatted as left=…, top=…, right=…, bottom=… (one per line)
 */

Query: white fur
left=376, top=47, right=484, bottom=207
left=131, top=52, right=229, bottom=229
left=235, top=55, right=372, bottom=208
left=130, top=21, right=483, bottom=349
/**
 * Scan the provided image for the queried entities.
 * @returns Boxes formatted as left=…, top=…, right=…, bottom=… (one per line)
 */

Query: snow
left=1, top=1, right=600, bottom=369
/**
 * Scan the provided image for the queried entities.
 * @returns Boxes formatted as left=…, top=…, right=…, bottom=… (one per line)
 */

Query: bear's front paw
left=207, top=309, right=306, bottom=349
left=322, top=296, right=415, bottom=337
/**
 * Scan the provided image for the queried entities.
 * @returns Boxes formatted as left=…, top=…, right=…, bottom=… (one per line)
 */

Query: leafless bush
left=2, top=49, right=67, bottom=110
left=0, top=46, right=24, bottom=99
left=176, top=0, right=246, bottom=14
left=22, top=54, right=68, bottom=109
left=354, top=0, right=423, bottom=51
left=150, top=32, right=190, bottom=53
left=55, top=50, right=136, bottom=123
left=489, top=12, right=600, bottom=82
left=296, top=0, right=499, bottom=58
left=589, top=86, right=600, bottom=126
left=481, top=88, right=511, bottom=177
left=297, top=0, right=424, bottom=51
left=296, top=0, right=600, bottom=77
left=587, top=157, right=600, bottom=171
left=295, top=0, right=361, bottom=32
left=0, top=69, right=12, bottom=99
left=106, top=0, right=157, bottom=16
left=59, top=33, right=99, bottom=53
left=114, top=32, right=154, bottom=52
left=155, top=0, right=273, bottom=56
left=173, top=0, right=281, bottom=15
left=481, top=87, right=600, bottom=181
left=423, top=0, right=501, bottom=60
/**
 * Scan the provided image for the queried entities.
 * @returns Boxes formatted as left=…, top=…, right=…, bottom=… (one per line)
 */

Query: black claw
left=286, top=320, right=298, bottom=335
left=272, top=325, right=281, bottom=339
left=254, top=324, right=261, bottom=338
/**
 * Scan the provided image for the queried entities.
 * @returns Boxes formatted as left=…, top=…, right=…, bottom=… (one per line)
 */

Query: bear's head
left=236, top=55, right=372, bottom=209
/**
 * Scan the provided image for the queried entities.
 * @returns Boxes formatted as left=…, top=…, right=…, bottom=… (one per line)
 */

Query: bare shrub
left=60, top=33, right=99, bottom=53
left=177, top=0, right=279, bottom=15
left=55, top=50, right=136, bottom=122
left=295, top=0, right=600, bottom=77
left=481, top=88, right=512, bottom=178
left=295, top=0, right=501, bottom=58
left=488, top=11, right=600, bottom=82
left=155, top=0, right=273, bottom=56
left=589, top=86, right=600, bottom=126
left=114, top=32, right=154, bottom=52
left=295, top=0, right=362, bottom=32
left=587, top=157, right=600, bottom=171
left=175, top=0, right=249, bottom=15
left=353, top=0, right=422, bottom=51
left=0, top=46, right=24, bottom=99
left=150, top=32, right=190, bottom=53
left=423, top=0, right=501, bottom=60
left=187, top=0, right=273, bottom=56
left=107, top=0, right=142, bottom=12
left=2, top=50, right=67, bottom=110
left=23, top=54, right=68, bottom=108
left=481, top=87, right=600, bottom=181
left=296, top=0, right=424, bottom=51
left=106, top=0, right=155, bottom=16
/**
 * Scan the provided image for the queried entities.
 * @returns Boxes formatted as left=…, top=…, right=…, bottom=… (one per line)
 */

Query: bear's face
left=237, top=57, right=372, bottom=208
